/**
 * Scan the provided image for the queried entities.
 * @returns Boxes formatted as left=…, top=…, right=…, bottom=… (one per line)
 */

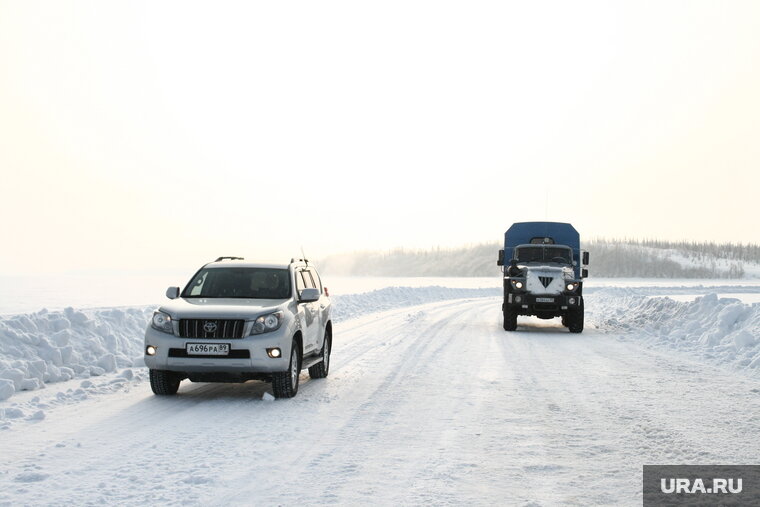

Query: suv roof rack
left=215, top=256, right=245, bottom=262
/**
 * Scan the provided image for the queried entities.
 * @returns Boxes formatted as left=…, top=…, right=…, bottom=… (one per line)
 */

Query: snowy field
left=2, top=277, right=760, bottom=505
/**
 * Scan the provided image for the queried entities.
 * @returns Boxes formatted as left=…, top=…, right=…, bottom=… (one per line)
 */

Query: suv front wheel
left=272, top=339, right=301, bottom=398
left=149, top=369, right=181, bottom=395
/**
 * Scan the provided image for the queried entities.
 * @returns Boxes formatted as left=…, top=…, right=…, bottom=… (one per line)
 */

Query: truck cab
left=497, top=222, right=589, bottom=333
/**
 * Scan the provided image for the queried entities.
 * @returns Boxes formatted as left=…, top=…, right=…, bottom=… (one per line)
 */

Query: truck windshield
left=182, top=267, right=291, bottom=299
left=514, top=246, right=573, bottom=265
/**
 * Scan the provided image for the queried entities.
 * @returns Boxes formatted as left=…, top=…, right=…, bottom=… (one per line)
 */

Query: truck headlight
left=251, top=311, right=284, bottom=335
left=511, top=279, right=526, bottom=290
left=565, top=282, right=578, bottom=292
left=151, top=311, right=174, bottom=334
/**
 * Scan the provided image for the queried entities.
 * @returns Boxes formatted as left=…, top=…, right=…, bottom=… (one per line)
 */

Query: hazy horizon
left=3, top=1, right=760, bottom=275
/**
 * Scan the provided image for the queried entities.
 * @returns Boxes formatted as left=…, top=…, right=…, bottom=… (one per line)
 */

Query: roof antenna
left=300, top=246, right=309, bottom=266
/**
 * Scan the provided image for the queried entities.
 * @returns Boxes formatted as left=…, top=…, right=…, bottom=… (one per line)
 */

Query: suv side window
left=308, top=268, right=322, bottom=293
left=295, top=270, right=306, bottom=294
left=296, top=269, right=315, bottom=296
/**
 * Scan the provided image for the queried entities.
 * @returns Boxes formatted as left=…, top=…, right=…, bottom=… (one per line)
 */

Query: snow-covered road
left=3, top=296, right=760, bottom=506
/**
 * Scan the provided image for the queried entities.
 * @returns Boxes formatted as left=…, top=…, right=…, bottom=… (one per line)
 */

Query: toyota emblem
left=204, top=321, right=217, bottom=333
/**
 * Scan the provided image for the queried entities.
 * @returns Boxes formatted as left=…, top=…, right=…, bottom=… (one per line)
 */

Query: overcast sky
left=2, top=1, right=760, bottom=275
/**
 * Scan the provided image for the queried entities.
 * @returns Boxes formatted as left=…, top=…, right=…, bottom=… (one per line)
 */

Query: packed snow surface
left=0, top=287, right=498, bottom=402
left=3, top=283, right=760, bottom=403
left=2, top=279, right=760, bottom=505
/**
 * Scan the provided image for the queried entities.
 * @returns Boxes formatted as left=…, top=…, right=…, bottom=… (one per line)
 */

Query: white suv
left=144, top=257, right=331, bottom=398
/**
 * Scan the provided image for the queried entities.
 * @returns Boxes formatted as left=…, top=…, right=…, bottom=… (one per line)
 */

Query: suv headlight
left=250, top=311, right=284, bottom=335
left=151, top=311, right=174, bottom=334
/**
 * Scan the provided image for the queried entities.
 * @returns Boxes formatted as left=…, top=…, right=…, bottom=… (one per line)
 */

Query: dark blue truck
left=497, top=222, right=589, bottom=333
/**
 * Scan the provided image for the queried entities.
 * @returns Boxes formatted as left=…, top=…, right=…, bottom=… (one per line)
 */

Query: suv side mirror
left=166, top=286, right=180, bottom=299
left=581, top=268, right=589, bottom=278
left=299, top=288, right=320, bottom=303
left=582, top=251, right=589, bottom=266
left=497, top=249, right=505, bottom=266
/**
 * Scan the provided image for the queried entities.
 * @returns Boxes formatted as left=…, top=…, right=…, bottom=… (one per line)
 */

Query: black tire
left=568, top=301, right=584, bottom=334
left=561, top=315, right=568, bottom=327
left=503, top=306, right=517, bottom=331
left=272, top=340, right=301, bottom=398
left=149, top=369, right=181, bottom=395
left=309, top=330, right=331, bottom=379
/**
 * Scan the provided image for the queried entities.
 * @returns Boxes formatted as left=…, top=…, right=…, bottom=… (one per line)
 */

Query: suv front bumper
left=143, top=325, right=291, bottom=374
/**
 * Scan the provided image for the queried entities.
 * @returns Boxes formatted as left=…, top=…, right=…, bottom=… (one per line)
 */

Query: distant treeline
left=319, top=239, right=760, bottom=278
left=319, top=244, right=501, bottom=277
left=599, top=238, right=760, bottom=263
left=585, top=239, right=748, bottom=278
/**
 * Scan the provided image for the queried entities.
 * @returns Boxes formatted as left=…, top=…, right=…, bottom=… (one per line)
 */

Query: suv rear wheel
left=272, top=340, right=301, bottom=398
left=309, top=330, right=331, bottom=379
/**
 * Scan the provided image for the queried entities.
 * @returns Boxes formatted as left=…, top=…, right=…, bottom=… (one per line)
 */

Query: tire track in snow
left=217, top=299, right=489, bottom=505
left=4, top=297, right=760, bottom=506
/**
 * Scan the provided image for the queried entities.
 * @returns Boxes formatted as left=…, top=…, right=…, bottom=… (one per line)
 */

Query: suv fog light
left=146, top=345, right=157, bottom=356
left=267, top=348, right=281, bottom=358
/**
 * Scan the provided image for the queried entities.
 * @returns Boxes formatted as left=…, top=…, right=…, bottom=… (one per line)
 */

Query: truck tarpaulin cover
left=504, top=222, right=581, bottom=277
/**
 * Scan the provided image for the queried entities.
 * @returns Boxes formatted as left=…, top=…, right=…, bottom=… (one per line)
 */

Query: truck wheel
left=272, top=340, right=301, bottom=398
left=309, top=330, right=331, bottom=379
left=568, top=301, right=584, bottom=334
left=503, top=307, right=518, bottom=331
left=149, top=369, right=181, bottom=395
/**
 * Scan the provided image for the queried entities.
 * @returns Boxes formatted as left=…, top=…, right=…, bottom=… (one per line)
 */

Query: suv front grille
left=179, top=319, right=245, bottom=339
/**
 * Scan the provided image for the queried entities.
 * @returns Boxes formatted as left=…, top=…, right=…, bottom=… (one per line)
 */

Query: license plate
left=536, top=297, right=554, bottom=303
left=186, top=343, right=230, bottom=356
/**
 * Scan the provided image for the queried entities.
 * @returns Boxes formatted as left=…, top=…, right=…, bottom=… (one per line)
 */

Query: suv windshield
left=182, top=267, right=291, bottom=299
left=514, top=246, right=573, bottom=265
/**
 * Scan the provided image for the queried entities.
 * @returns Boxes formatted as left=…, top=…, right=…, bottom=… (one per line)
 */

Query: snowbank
left=0, top=307, right=154, bottom=401
left=4, top=284, right=757, bottom=402
left=0, top=287, right=498, bottom=401
left=588, top=290, right=760, bottom=374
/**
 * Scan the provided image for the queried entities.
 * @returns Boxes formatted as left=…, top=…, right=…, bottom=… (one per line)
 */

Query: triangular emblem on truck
left=539, top=276, right=553, bottom=288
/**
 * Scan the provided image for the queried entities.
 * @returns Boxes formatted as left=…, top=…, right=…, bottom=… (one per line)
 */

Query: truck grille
left=178, top=319, right=245, bottom=339
left=539, top=276, right=553, bottom=288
